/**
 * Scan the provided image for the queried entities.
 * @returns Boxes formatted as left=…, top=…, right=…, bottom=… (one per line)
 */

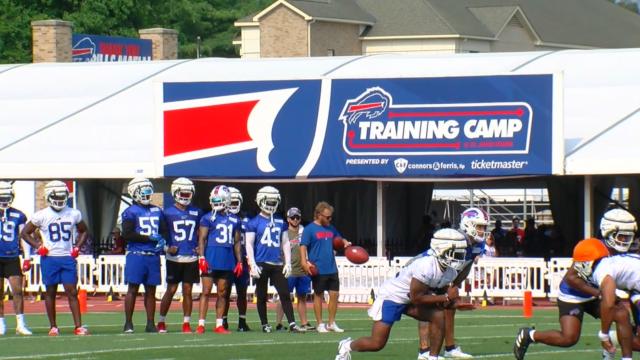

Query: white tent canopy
left=1, top=48, right=639, bottom=179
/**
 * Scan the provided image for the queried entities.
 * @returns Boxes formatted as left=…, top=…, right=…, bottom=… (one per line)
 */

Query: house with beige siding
left=234, top=0, right=640, bottom=58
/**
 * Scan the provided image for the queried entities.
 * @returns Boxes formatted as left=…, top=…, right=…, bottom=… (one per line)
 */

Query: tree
left=0, top=0, right=272, bottom=63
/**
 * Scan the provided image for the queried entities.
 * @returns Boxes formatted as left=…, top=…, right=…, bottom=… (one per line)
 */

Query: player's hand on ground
left=233, top=262, right=243, bottom=277
left=37, top=245, right=49, bottom=256
left=22, top=259, right=31, bottom=272
left=446, top=285, right=460, bottom=302
left=198, top=257, right=209, bottom=273
left=71, top=246, right=80, bottom=258
left=167, top=246, right=178, bottom=255
left=283, top=263, right=292, bottom=278
left=600, top=339, right=615, bottom=353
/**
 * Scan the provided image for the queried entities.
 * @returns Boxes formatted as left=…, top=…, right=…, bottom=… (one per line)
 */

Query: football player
left=416, top=208, right=486, bottom=359
left=245, top=186, right=304, bottom=333
left=335, top=228, right=468, bottom=360
left=221, top=186, right=251, bottom=332
left=21, top=180, right=89, bottom=336
left=0, top=181, right=32, bottom=335
left=197, top=185, right=242, bottom=334
left=514, top=208, right=637, bottom=360
left=300, top=201, right=351, bottom=333
left=121, top=177, right=167, bottom=333
left=157, top=178, right=203, bottom=333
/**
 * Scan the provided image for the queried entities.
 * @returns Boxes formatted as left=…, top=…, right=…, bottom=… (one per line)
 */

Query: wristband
left=598, top=330, right=610, bottom=342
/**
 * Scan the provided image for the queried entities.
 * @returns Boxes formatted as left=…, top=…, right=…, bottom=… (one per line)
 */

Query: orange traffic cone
left=78, top=289, right=88, bottom=314
left=523, top=290, right=533, bottom=318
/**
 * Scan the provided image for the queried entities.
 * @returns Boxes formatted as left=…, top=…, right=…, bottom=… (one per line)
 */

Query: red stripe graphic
left=388, top=108, right=524, bottom=118
left=348, top=102, right=384, bottom=112
left=164, top=101, right=258, bottom=156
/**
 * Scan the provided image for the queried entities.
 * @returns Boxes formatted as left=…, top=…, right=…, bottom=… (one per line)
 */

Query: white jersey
left=377, top=255, right=458, bottom=304
left=592, top=254, right=640, bottom=294
left=31, top=207, right=82, bottom=257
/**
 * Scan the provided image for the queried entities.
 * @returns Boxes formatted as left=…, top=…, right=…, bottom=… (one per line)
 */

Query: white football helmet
left=128, top=177, right=154, bottom=206
left=171, top=177, right=195, bottom=206
left=600, top=208, right=637, bottom=253
left=210, top=185, right=230, bottom=212
left=430, top=228, right=468, bottom=271
left=460, top=207, right=489, bottom=242
left=256, top=186, right=280, bottom=214
left=228, top=187, right=243, bottom=215
left=0, top=181, right=14, bottom=209
left=44, top=180, right=69, bottom=211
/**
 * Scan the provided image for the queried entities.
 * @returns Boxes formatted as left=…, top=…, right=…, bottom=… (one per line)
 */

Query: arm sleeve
left=281, top=230, right=291, bottom=265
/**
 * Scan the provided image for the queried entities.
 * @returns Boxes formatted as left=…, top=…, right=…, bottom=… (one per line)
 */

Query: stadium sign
left=160, top=75, right=558, bottom=178
left=72, top=34, right=152, bottom=62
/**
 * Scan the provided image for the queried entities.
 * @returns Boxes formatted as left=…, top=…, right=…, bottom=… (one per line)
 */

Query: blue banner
left=72, top=34, right=152, bottom=62
left=162, top=75, right=553, bottom=178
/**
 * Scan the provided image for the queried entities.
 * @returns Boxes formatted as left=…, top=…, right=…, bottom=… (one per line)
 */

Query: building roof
left=243, top=0, right=640, bottom=47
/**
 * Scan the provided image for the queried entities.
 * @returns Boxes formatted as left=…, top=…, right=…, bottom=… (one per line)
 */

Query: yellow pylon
left=107, top=286, right=114, bottom=302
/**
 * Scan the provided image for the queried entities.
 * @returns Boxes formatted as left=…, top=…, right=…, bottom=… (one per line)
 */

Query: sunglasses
left=320, top=214, right=332, bottom=220
left=289, top=215, right=301, bottom=220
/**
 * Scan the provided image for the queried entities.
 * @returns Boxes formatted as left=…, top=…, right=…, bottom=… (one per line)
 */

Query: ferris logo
left=339, top=87, right=532, bottom=156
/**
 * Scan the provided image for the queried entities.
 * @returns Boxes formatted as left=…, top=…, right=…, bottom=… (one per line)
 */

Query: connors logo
left=339, top=87, right=532, bottom=156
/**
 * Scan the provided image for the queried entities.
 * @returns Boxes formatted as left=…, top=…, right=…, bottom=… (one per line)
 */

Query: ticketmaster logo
left=394, top=158, right=408, bottom=174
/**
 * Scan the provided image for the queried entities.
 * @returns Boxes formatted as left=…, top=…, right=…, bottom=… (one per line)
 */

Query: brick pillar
left=139, top=28, right=178, bottom=60
left=31, top=20, right=73, bottom=63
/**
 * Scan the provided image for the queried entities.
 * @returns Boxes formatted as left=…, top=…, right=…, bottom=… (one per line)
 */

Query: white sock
left=183, top=316, right=190, bottom=323
left=622, top=358, right=632, bottom=360
left=529, top=329, right=536, bottom=342
left=16, top=314, right=25, bottom=327
left=289, top=322, right=296, bottom=328
left=198, top=319, right=205, bottom=326
left=158, top=315, right=166, bottom=322
left=345, top=340, right=352, bottom=352
left=239, top=315, right=246, bottom=319
left=0, top=318, right=5, bottom=327
left=216, top=318, right=223, bottom=327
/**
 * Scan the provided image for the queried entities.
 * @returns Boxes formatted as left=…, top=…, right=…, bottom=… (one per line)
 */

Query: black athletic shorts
left=202, top=269, right=232, bottom=282
left=311, top=273, right=340, bottom=294
left=0, top=257, right=21, bottom=278
left=557, top=298, right=600, bottom=321
left=165, top=260, right=199, bottom=284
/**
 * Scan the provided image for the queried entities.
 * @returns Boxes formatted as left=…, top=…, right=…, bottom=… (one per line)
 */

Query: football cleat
left=157, top=321, right=167, bottom=333
left=335, top=337, right=352, bottom=360
left=196, top=325, right=205, bottom=334
left=214, top=325, right=231, bottom=334
left=289, top=324, right=307, bottom=333
left=303, top=323, right=316, bottom=331
left=602, top=349, right=616, bottom=360
left=0, top=324, right=5, bottom=336
left=237, top=321, right=251, bottom=332
left=182, top=322, right=192, bottom=333
left=327, top=322, right=344, bottom=333
left=317, top=323, right=329, bottom=333
left=262, top=324, right=273, bottom=333
left=16, top=325, right=33, bottom=336
left=145, top=321, right=158, bottom=333
left=123, top=322, right=134, bottom=334
left=222, top=318, right=229, bottom=330
left=514, top=327, right=533, bottom=360
left=417, top=353, right=445, bottom=360
left=444, top=346, right=472, bottom=358
left=74, top=327, right=89, bottom=336
left=275, top=323, right=287, bottom=331
left=48, top=327, right=60, bottom=336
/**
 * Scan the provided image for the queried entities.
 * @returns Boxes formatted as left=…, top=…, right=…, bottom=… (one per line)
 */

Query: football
left=345, top=246, right=369, bottom=264
left=333, top=236, right=345, bottom=251
left=307, top=261, right=319, bottom=276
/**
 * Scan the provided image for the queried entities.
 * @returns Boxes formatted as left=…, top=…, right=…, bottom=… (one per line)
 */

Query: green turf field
left=0, top=307, right=619, bottom=359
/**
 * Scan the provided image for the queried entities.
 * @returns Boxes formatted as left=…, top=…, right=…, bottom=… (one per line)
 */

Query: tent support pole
left=584, top=175, right=593, bottom=238
left=376, top=181, right=384, bottom=257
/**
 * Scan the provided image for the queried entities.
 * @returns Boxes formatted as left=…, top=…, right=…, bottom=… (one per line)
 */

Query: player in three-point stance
left=21, top=180, right=89, bottom=336
left=335, top=228, right=469, bottom=360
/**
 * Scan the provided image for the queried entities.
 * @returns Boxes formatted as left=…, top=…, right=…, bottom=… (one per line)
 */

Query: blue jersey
left=164, top=205, right=203, bottom=259
left=246, top=214, right=288, bottom=264
left=300, top=222, right=340, bottom=275
left=200, top=212, right=240, bottom=271
left=234, top=214, right=248, bottom=259
left=122, top=204, right=165, bottom=253
left=0, top=208, right=27, bottom=258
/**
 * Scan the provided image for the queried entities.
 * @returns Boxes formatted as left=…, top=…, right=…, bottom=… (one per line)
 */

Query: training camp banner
left=160, top=75, right=559, bottom=179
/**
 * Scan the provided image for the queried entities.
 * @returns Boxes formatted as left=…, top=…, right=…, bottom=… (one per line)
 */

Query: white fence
left=16, top=255, right=573, bottom=303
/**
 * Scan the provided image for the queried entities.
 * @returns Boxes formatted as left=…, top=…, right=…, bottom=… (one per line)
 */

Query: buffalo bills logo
left=340, top=88, right=389, bottom=125
left=72, top=37, right=96, bottom=62
left=339, top=87, right=532, bottom=156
